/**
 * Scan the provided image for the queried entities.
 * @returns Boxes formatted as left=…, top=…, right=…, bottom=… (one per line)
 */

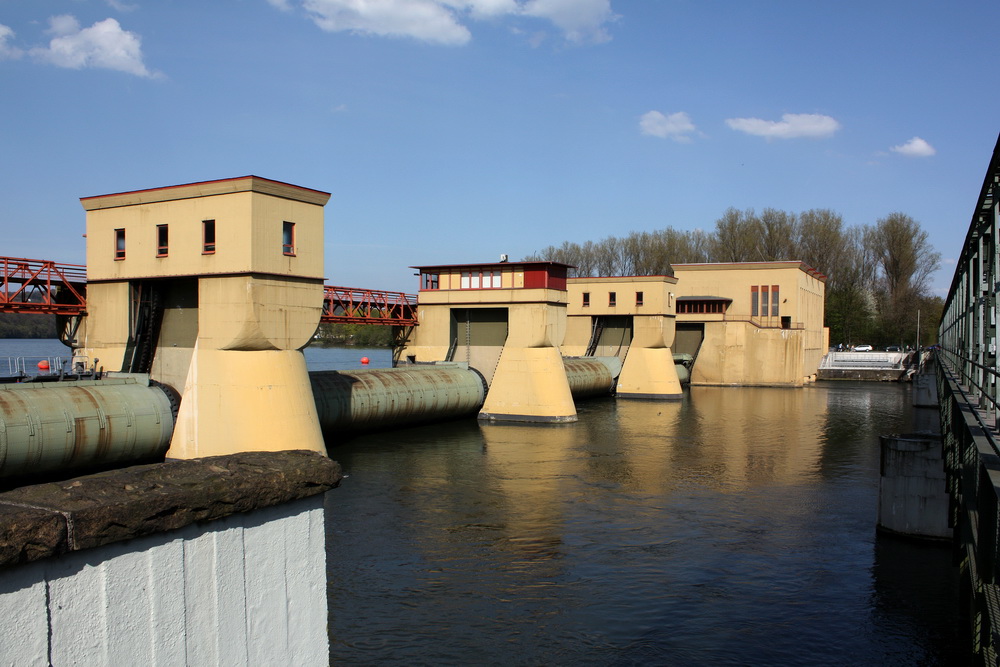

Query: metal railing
left=322, top=286, right=418, bottom=326
left=0, top=256, right=87, bottom=315
left=722, top=313, right=804, bottom=330
left=939, top=131, right=1000, bottom=435
left=936, top=132, right=1000, bottom=664
left=1, top=355, right=95, bottom=380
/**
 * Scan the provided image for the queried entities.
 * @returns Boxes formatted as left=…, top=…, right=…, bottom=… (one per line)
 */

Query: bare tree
left=757, top=208, right=798, bottom=261
left=795, top=209, right=848, bottom=283
left=865, top=212, right=941, bottom=344
left=710, top=208, right=763, bottom=262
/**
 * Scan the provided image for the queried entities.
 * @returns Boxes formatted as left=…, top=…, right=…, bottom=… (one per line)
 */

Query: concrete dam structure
left=0, top=175, right=831, bottom=468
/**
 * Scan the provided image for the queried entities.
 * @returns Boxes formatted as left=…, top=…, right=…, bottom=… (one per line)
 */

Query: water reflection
left=325, top=383, right=960, bottom=665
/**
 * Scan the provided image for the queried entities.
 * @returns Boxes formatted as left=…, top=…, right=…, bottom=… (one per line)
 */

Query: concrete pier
left=877, top=433, right=950, bottom=540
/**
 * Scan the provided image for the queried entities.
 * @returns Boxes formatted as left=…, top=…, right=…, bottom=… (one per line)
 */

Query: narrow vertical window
left=609, top=292, right=617, bottom=307
left=156, top=224, right=168, bottom=257
left=203, top=220, right=216, bottom=254
left=114, top=228, right=126, bottom=260
left=282, top=221, right=295, bottom=256
left=751, top=286, right=759, bottom=317
left=635, top=291, right=644, bottom=306
left=761, top=286, right=769, bottom=316
left=771, top=285, right=780, bottom=316
left=582, top=292, right=590, bottom=307
left=461, top=271, right=471, bottom=289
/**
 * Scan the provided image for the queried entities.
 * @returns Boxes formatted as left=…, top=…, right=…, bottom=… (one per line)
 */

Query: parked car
left=886, top=345, right=901, bottom=352
left=854, top=344, right=873, bottom=352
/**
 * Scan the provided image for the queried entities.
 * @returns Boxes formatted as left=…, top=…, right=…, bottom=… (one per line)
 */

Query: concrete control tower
left=77, top=176, right=330, bottom=458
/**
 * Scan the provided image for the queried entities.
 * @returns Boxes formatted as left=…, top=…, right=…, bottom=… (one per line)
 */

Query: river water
left=319, top=352, right=965, bottom=665
left=0, top=341, right=965, bottom=664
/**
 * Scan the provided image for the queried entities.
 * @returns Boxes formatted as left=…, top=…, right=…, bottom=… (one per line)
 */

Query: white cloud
left=30, top=15, right=153, bottom=77
left=890, top=136, right=936, bottom=158
left=522, top=0, right=615, bottom=44
left=442, top=0, right=520, bottom=18
left=287, top=0, right=616, bottom=45
left=303, top=0, right=473, bottom=45
left=725, top=113, right=840, bottom=139
left=639, top=110, right=697, bottom=142
left=105, top=0, right=138, bottom=11
left=0, top=24, right=24, bottom=60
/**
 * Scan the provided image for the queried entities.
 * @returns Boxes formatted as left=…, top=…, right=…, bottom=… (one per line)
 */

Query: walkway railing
left=939, top=132, right=1000, bottom=433
left=0, top=256, right=87, bottom=315
left=937, top=132, right=1000, bottom=665
left=322, top=286, right=418, bottom=326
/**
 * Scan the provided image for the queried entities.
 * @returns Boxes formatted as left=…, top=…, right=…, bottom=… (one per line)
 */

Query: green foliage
left=313, top=322, right=393, bottom=347
left=0, top=314, right=58, bottom=339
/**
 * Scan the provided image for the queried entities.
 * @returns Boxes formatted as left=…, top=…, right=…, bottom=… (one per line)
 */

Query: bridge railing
left=937, top=132, right=1000, bottom=664
left=939, top=132, right=1000, bottom=435
left=0, top=256, right=87, bottom=315
left=322, top=286, right=418, bottom=326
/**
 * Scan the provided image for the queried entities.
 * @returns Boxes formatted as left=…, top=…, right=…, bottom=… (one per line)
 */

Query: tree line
left=0, top=314, right=58, bottom=339
left=525, top=207, right=943, bottom=348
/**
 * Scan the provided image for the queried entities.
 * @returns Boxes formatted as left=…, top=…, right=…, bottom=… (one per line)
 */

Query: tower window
left=114, top=228, right=126, bottom=260
left=203, top=220, right=216, bottom=254
left=156, top=224, right=168, bottom=257
left=283, top=221, right=295, bottom=256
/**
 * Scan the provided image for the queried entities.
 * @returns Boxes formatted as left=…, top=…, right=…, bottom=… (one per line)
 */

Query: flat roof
left=411, top=261, right=575, bottom=271
left=80, top=175, right=331, bottom=210
left=568, top=275, right=676, bottom=283
left=672, top=261, right=827, bottom=281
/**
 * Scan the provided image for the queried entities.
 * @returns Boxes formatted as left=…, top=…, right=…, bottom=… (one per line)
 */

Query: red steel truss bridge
left=322, top=285, right=417, bottom=326
left=0, top=256, right=87, bottom=315
left=0, top=256, right=418, bottom=326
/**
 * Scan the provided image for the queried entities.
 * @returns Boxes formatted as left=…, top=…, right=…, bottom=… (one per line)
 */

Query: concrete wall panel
left=0, top=496, right=328, bottom=667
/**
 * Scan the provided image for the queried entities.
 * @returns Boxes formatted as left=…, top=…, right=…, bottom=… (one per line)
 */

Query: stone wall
left=0, top=450, right=340, bottom=666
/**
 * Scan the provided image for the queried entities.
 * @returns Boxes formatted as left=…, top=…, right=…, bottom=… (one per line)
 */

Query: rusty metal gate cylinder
left=0, top=375, right=177, bottom=479
left=563, top=356, right=620, bottom=398
left=310, top=365, right=488, bottom=433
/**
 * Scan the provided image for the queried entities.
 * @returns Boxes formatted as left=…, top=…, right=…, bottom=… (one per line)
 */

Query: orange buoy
left=37, top=360, right=50, bottom=371
left=361, top=356, right=370, bottom=365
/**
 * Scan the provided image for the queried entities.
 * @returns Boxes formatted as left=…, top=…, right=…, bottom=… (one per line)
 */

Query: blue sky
left=1, top=1, right=997, bottom=294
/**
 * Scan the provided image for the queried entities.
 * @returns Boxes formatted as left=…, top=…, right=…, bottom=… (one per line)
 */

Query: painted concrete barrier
left=877, top=433, right=950, bottom=540
left=0, top=450, right=340, bottom=666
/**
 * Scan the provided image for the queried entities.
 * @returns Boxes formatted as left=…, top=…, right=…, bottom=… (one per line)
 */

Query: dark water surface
left=324, top=378, right=964, bottom=666
left=0, top=342, right=964, bottom=663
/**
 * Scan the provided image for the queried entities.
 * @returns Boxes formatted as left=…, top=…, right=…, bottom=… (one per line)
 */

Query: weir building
left=401, top=257, right=829, bottom=423
left=0, top=175, right=830, bottom=665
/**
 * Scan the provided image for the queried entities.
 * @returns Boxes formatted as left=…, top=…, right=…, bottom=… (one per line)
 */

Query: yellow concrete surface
left=77, top=176, right=331, bottom=458
left=166, top=347, right=326, bottom=458
left=479, top=346, right=577, bottom=422
left=198, top=275, right=323, bottom=351
left=83, top=176, right=327, bottom=282
left=617, top=347, right=682, bottom=398
left=673, top=262, right=826, bottom=386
